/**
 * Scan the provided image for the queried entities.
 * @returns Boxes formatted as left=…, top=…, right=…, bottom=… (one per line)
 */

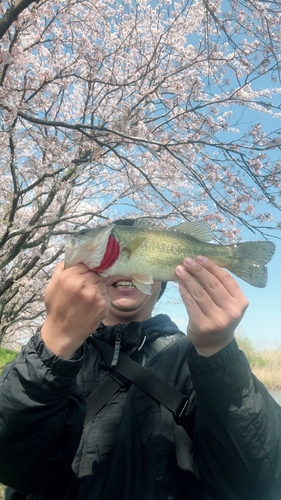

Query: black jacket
left=0, top=314, right=280, bottom=500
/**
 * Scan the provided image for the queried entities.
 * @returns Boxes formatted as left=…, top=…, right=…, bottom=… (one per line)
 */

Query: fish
left=64, top=219, right=276, bottom=294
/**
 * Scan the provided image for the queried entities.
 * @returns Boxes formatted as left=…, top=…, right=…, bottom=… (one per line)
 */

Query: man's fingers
left=177, top=256, right=248, bottom=308
left=194, top=256, right=243, bottom=296
left=52, top=262, right=90, bottom=279
left=51, top=261, right=65, bottom=276
left=176, top=255, right=249, bottom=323
left=56, top=261, right=108, bottom=287
left=178, top=280, right=203, bottom=313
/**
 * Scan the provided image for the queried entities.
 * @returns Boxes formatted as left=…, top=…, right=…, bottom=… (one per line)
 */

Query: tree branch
left=0, top=0, right=39, bottom=39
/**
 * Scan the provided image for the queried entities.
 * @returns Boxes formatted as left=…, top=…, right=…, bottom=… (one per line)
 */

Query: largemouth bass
left=64, top=220, right=276, bottom=293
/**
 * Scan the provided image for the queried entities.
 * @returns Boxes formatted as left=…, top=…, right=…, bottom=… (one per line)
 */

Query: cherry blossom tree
left=1, top=0, right=281, bottom=345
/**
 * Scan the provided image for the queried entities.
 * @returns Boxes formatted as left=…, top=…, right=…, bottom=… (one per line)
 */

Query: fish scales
left=110, top=226, right=235, bottom=282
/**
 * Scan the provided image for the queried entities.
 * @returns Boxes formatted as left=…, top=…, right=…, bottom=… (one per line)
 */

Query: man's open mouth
left=113, top=280, right=136, bottom=289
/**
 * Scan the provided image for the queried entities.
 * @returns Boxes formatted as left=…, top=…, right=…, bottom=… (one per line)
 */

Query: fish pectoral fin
left=132, top=273, right=154, bottom=284
left=131, top=274, right=154, bottom=295
left=122, top=237, right=146, bottom=257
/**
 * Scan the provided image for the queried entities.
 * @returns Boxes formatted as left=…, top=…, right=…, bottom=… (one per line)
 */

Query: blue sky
left=155, top=225, right=281, bottom=349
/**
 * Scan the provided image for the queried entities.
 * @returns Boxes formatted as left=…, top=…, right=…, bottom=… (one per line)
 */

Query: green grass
left=0, top=346, right=17, bottom=375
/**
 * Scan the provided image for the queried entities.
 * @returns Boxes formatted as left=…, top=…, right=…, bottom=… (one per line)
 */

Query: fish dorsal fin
left=122, top=237, right=146, bottom=256
left=131, top=274, right=154, bottom=295
left=128, top=219, right=157, bottom=229
left=171, top=221, right=213, bottom=242
left=114, top=218, right=157, bottom=230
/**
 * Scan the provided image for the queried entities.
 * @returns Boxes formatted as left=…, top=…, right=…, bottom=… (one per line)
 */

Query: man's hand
left=175, top=256, right=249, bottom=357
left=41, top=262, right=110, bottom=359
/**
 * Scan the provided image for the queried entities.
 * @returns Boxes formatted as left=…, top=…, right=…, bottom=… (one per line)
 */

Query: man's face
left=103, top=277, right=162, bottom=325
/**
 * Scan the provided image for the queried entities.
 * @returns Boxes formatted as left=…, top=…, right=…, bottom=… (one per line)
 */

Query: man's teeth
left=114, top=280, right=136, bottom=288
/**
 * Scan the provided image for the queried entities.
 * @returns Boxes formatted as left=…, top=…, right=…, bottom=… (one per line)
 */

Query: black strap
left=85, top=336, right=191, bottom=425
left=85, top=374, right=123, bottom=425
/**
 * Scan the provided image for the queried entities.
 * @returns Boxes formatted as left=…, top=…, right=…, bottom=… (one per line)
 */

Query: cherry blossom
left=0, top=0, right=281, bottom=344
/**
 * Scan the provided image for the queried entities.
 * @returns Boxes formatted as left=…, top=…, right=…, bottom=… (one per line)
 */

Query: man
left=0, top=229, right=281, bottom=499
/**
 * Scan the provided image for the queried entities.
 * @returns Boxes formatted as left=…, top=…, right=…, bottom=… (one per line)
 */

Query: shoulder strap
left=84, top=373, right=124, bottom=426
left=85, top=336, right=192, bottom=426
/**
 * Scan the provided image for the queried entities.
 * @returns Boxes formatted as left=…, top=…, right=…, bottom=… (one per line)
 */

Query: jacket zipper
left=111, top=329, right=121, bottom=367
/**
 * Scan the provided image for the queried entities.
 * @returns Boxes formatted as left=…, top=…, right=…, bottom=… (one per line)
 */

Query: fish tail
left=228, top=240, right=276, bottom=288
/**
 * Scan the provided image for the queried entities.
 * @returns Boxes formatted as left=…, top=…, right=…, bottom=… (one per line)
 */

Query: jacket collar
left=93, top=314, right=182, bottom=355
